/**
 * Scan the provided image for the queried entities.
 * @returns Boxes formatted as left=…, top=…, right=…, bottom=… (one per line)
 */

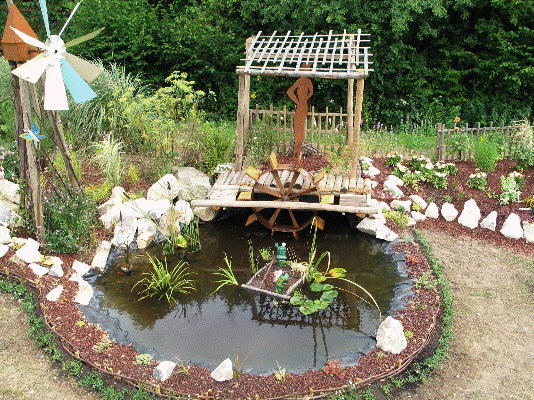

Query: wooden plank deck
left=192, top=169, right=378, bottom=215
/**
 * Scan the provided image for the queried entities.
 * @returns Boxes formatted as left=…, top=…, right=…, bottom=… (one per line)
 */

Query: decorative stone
left=0, top=244, right=8, bottom=258
left=193, top=206, right=217, bottom=222
left=74, top=280, right=93, bottom=306
left=147, top=199, right=171, bottom=220
left=49, top=263, right=64, bottom=278
left=16, top=243, right=41, bottom=264
left=441, top=202, right=458, bottom=222
left=25, top=238, right=40, bottom=249
left=457, top=199, right=481, bottom=229
left=211, top=358, right=233, bottom=382
left=480, top=211, right=497, bottom=231
left=97, top=195, right=122, bottom=217
left=99, top=207, right=121, bottom=230
left=153, top=361, right=176, bottom=382
left=390, top=200, right=412, bottom=212
left=147, top=174, right=180, bottom=202
left=378, top=201, right=390, bottom=211
left=121, top=198, right=152, bottom=219
left=137, top=219, right=157, bottom=250
left=0, top=179, right=20, bottom=204
left=523, top=221, right=534, bottom=243
left=383, top=180, right=404, bottom=198
left=425, top=202, right=439, bottom=219
left=72, top=260, right=91, bottom=278
left=356, top=217, right=385, bottom=237
left=173, top=167, right=212, bottom=202
left=376, top=224, right=398, bottom=242
left=111, top=215, right=137, bottom=247
left=406, top=217, right=416, bottom=227
left=46, top=285, right=63, bottom=302
left=411, top=211, right=426, bottom=222
left=175, top=200, right=195, bottom=225
left=111, top=186, right=126, bottom=199
left=28, top=263, right=48, bottom=277
left=408, top=195, right=428, bottom=211
left=500, top=213, right=523, bottom=239
left=376, top=316, right=407, bottom=354
left=363, top=165, right=381, bottom=178
left=91, top=241, right=112, bottom=273
left=0, top=226, right=12, bottom=244
left=386, top=175, right=404, bottom=187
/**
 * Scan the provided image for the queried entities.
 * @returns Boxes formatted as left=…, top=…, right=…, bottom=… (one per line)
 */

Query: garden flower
left=454, top=116, right=461, bottom=123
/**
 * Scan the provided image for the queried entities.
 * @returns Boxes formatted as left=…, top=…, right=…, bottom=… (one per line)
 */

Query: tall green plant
left=133, top=256, right=195, bottom=305
left=474, top=135, right=499, bottom=172
left=91, top=135, right=124, bottom=186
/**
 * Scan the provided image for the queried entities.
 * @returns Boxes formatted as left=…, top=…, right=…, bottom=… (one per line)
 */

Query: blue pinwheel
left=20, top=122, right=45, bottom=144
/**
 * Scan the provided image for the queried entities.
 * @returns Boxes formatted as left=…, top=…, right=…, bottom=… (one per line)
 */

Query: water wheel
left=245, top=153, right=325, bottom=237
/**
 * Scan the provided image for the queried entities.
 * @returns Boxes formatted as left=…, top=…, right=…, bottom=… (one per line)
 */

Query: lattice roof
left=237, top=30, right=373, bottom=80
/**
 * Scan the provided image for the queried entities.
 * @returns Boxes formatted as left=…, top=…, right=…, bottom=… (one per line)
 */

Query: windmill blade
left=60, top=58, right=97, bottom=104
left=10, top=27, right=48, bottom=50
left=64, top=52, right=103, bottom=83
left=11, top=53, right=51, bottom=83
left=65, top=27, right=104, bottom=48
left=58, top=1, right=82, bottom=37
left=39, top=0, right=50, bottom=38
left=44, top=63, right=69, bottom=110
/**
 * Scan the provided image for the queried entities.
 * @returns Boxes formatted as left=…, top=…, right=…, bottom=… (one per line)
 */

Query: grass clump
left=91, top=135, right=124, bottom=187
left=133, top=256, right=195, bottom=305
left=212, top=254, right=239, bottom=294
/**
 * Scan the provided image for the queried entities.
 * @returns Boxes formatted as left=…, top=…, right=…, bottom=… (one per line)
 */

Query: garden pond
left=80, top=212, right=412, bottom=375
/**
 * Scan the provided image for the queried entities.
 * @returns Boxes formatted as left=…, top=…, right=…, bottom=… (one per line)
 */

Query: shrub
left=42, top=186, right=96, bottom=253
left=474, top=135, right=499, bottom=171
left=510, top=120, right=534, bottom=170
left=499, top=175, right=521, bottom=205
left=467, top=171, right=487, bottom=190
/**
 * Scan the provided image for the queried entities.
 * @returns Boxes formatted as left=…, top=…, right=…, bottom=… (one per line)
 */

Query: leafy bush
left=510, top=120, right=534, bottom=171
left=42, top=186, right=96, bottom=253
left=467, top=171, right=488, bottom=190
left=474, top=136, right=499, bottom=171
left=499, top=175, right=521, bottom=205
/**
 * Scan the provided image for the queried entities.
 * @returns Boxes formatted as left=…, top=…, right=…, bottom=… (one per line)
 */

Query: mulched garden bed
left=1, top=155, right=532, bottom=399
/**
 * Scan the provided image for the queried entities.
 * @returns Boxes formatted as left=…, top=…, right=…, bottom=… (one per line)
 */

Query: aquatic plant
left=248, top=240, right=257, bottom=274
left=259, top=247, right=271, bottom=260
left=133, top=256, right=195, bottom=305
left=233, top=350, right=252, bottom=379
left=181, top=218, right=201, bottom=252
left=211, top=254, right=239, bottom=294
left=274, top=362, right=287, bottom=382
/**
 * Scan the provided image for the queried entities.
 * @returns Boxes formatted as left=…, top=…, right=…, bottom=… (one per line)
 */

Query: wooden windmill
left=2, top=0, right=103, bottom=240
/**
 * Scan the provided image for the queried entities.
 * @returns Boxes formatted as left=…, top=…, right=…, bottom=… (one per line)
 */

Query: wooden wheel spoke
left=290, top=187, right=317, bottom=199
left=268, top=208, right=282, bottom=227
left=253, top=182, right=282, bottom=198
left=271, top=170, right=286, bottom=194
left=288, top=209, right=299, bottom=229
left=286, top=170, right=300, bottom=195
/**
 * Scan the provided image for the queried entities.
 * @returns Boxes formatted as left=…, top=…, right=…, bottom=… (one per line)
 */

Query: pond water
left=81, top=211, right=412, bottom=375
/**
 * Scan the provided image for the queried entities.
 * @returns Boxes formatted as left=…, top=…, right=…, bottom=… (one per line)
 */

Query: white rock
left=360, top=156, right=373, bottom=164
left=72, top=260, right=91, bottom=279
left=411, top=211, right=426, bottom=222
left=0, top=244, right=8, bottom=258
left=441, top=202, right=458, bottom=222
left=174, top=200, right=195, bottom=225
left=0, top=226, right=12, bottom=244
left=211, top=358, right=233, bottom=382
left=523, top=221, right=534, bottom=243
left=386, top=175, right=404, bottom=187
left=28, top=263, right=49, bottom=277
left=406, top=217, right=416, bottom=227
left=16, top=244, right=41, bottom=264
left=97, top=195, right=122, bottom=217
left=147, top=174, right=180, bottom=202
left=74, top=280, right=93, bottom=306
left=378, top=201, right=390, bottom=211
left=363, top=165, right=381, bottom=178
left=46, top=285, right=63, bottom=302
left=500, top=213, right=524, bottom=239
left=91, top=241, right=112, bottom=273
left=136, top=219, right=157, bottom=249
left=408, top=195, right=428, bottom=211
left=480, top=211, right=497, bottom=231
left=173, top=167, right=212, bottom=202
left=0, top=179, right=20, bottom=204
left=99, top=207, right=121, bottom=230
left=193, top=206, right=217, bottom=222
left=111, top=186, right=126, bottom=199
left=376, top=224, right=398, bottom=242
left=147, top=199, right=171, bottom=219
left=425, top=202, right=439, bottom=219
left=383, top=180, right=404, bottom=198
left=457, top=199, right=481, bottom=229
left=376, top=316, right=407, bottom=354
left=356, top=217, right=385, bottom=236
left=121, top=198, right=152, bottom=219
left=154, top=361, right=176, bottom=382
left=49, top=263, right=64, bottom=278
left=111, top=215, right=137, bottom=247
left=25, top=238, right=40, bottom=249
left=12, top=237, right=27, bottom=246
left=390, top=200, right=412, bottom=212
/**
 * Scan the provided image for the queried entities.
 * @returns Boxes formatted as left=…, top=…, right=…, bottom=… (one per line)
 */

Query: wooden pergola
left=235, top=30, right=373, bottom=179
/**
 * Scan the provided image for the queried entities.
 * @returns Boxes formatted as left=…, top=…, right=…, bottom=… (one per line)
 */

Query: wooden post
left=350, top=78, right=364, bottom=179
left=347, top=35, right=355, bottom=147
left=20, top=78, right=44, bottom=240
left=234, top=37, right=253, bottom=172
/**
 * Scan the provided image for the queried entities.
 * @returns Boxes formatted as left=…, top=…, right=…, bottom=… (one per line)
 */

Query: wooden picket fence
left=248, top=105, right=349, bottom=154
left=435, top=121, right=534, bottom=161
